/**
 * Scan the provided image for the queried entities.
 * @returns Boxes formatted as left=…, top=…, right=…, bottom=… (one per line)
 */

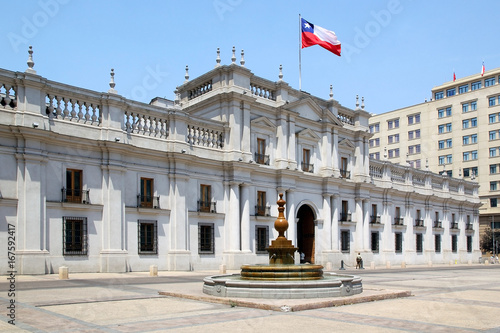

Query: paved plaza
left=1, top=265, right=499, bottom=332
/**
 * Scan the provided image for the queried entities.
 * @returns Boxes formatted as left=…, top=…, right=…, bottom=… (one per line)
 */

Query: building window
left=256, top=191, right=267, bottom=216
left=445, top=123, right=452, bottom=132
left=463, top=167, right=478, bottom=178
left=408, top=114, right=420, bottom=124
left=255, top=138, right=268, bottom=165
left=490, top=148, right=497, bottom=157
left=462, top=103, right=469, bottom=113
left=471, top=118, right=477, bottom=127
left=490, top=164, right=497, bottom=174
left=490, top=131, right=497, bottom=141
left=302, top=148, right=313, bottom=172
left=489, top=96, right=496, bottom=107
left=255, top=226, right=269, bottom=254
left=369, top=138, right=380, bottom=147
left=463, top=136, right=470, bottom=145
left=435, top=91, right=444, bottom=100
left=199, top=184, right=212, bottom=212
left=471, top=134, right=477, bottom=143
left=415, top=129, right=420, bottom=138
left=416, top=233, right=423, bottom=253
left=438, top=109, right=444, bottom=118
left=489, top=114, right=496, bottom=123
left=371, top=232, right=379, bottom=253
left=395, top=232, right=403, bottom=253
left=63, top=216, right=87, bottom=255
left=445, top=107, right=452, bottom=116
left=491, top=198, right=498, bottom=207
left=446, top=88, right=456, bottom=97
left=451, top=235, right=458, bottom=253
left=459, top=84, right=469, bottom=94
left=138, top=220, right=157, bottom=254
left=340, top=200, right=350, bottom=221
left=467, top=236, right=472, bottom=253
left=198, top=223, right=214, bottom=254
left=490, top=182, right=497, bottom=191
left=340, top=157, right=349, bottom=178
left=341, top=230, right=350, bottom=253
left=485, top=77, right=496, bottom=87
left=65, top=169, right=83, bottom=203
left=369, top=123, right=380, bottom=133
left=471, top=101, right=477, bottom=110
left=388, top=119, right=399, bottom=129
left=388, top=148, right=399, bottom=158
left=463, top=152, right=470, bottom=161
left=446, top=139, right=452, bottom=148
left=388, top=134, right=399, bottom=144
left=435, top=234, right=441, bottom=253
left=471, top=81, right=482, bottom=90
left=369, top=152, right=380, bottom=160
left=446, top=154, right=452, bottom=164
left=471, top=150, right=478, bottom=160
left=140, top=177, right=154, bottom=208
left=462, top=119, right=470, bottom=129
left=439, top=156, right=445, bottom=165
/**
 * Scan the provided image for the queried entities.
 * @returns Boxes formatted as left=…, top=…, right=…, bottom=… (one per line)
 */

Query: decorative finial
left=108, top=68, right=117, bottom=94
left=329, top=85, right=333, bottom=100
left=459, top=167, right=462, bottom=178
left=215, top=48, right=221, bottom=67
left=355, top=95, right=360, bottom=109
left=26, top=45, right=36, bottom=74
left=406, top=153, right=410, bottom=166
left=240, top=49, right=245, bottom=67
left=174, top=88, right=180, bottom=105
left=361, top=97, right=365, bottom=110
left=425, top=158, right=429, bottom=170
left=231, top=46, right=236, bottom=64
left=184, top=65, right=189, bottom=83
left=278, top=64, right=283, bottom=81
left=383, top=147, right=387, bottom=160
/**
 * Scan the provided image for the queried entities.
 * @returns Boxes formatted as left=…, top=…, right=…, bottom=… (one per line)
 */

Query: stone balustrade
left=124, top=110, right=169, bottom=139
left=187, top=122, right=224, bottom=149
left=250, top=82, right=276, bottom=101
left=188, top=80, right=212, bottom=100
left=337, top=112, right=354, bottom=125
left=45, top=94, right=101, bottom=126
left=0, top=82, right=17, bottom=110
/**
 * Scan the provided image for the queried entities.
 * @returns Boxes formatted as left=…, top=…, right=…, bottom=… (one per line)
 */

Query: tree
left=481, top=228, right=500, bottom=254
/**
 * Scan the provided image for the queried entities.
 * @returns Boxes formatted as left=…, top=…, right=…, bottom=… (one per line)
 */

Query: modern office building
left=0, top=48, right=480, bottom=274
left=369, top=67, right=500, bottom=238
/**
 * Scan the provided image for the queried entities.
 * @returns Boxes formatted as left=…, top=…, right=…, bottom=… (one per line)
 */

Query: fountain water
left=203, top=194, right=362, bottom=299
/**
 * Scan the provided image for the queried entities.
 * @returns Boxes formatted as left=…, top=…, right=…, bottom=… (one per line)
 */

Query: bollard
left=360, top=259, right=365, bottom=269
left=150, top=265, right=158, bottom=277
left=401, top=261, right=406, bottom=268
left=219, top=264, right=226, bottom=274
left=370, top=261, right=375, bottom=270
left=59, top=266, right=69, bottom=280
left=325, top=262, right=333, bottom=271
left=386, top=261, right=391, bottom=269
left=339, top=260, right=345, bottom=270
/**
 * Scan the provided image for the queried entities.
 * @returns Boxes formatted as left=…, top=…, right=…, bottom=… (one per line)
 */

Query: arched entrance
left=297, top=205, right=315, bottom=264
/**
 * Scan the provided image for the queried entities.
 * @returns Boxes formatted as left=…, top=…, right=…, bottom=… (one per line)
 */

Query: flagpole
left=299, top=13, right=302, bottom=91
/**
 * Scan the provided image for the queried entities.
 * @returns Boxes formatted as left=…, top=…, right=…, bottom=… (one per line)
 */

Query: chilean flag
left=481, top=62, right=485, bottom=76
left=301, top=18, right=341, bottom=56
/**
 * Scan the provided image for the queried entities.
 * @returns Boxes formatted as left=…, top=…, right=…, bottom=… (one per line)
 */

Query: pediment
left=338, top=137, right=356, bottom=149
left=286, top=97, right=344, bottom=126
left=297, top=128, right=321, bottom=142
left=251, top=116, right=276, bottom=129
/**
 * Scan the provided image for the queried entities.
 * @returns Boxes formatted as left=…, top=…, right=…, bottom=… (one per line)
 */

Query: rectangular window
left=408, top=115, right=414, bottom=125
left=340, top=157, right=349, bottom=178
left=446, top=107, right=452, bottom=116
left=255, top=226, right=269, bottom=254
left=471, top=150, right=478, bottom=160
left=415, top=114, right=420, bottom=123
left=462, top=119, right=469, bottom=129
left=489, top=96, right=496, bottom=107
left=446, top=139, right=452, bottom=148
left=446, top=123, right=452, bottom=132
left=66, top=169, right=83, bottom=203
left=435, top=91, right=444, bottom=100
left=446, top=88, right=456, bottom=97
left=409, top=145, right=414, bottom=154
left=340, top=200, right=349, bottom=221
left=341, top=230, right=350, bottom=253
left=415, top=129, right=420, bottom=138
left=490, top=148, right=497, bottom=157
left=462, top=103, right=469, bottom=113
left=471, top=101, right=477, bottom=110
left=199, top=184, right=212, bottom=212
left=451, top=235, right=458, bottom=253
left=471, top=81, right=482, bottom=90
left=446, top=154, right=453, bottom=164
left=439, top=156, right=445, bottom=165
left=467, top=236, right=472, bottom=253
left=490, top=114, right=496, bottom=123
left=490, top=164, right=497, bottom=174
left=459, top=84, right=469, bottom=94
left=491, top=198, right=498, bottom=208
left=256, top=138, right=267, bottom=164
left=256, top=191, right=267, bottom=216
left=471, top=134, right=477, bottom=143
left=490, top=131, right=497, bottom=140
left=302, top=148, right=312, bottom=172
left=198, top=223, right=214, bottom=254
left=463, top=136, right=470, bottom=145
left=395, top=232, right=403, bottom=253
left=416, top=234, right=423, bottom=253
left=63, top=216, right=87, bottom=255
left=471, top=118, right=477, bottom=127
left=371, top=232, right=379, bottom=253
left=463, top=152, right=470, bottom=161
left=140, top=177, right=154, bottom=208
left=485, top=77, right=496, bottom=87
left=369, top=123, right=380, bottom=133
left=438, top=125, right=444, bottom=134
left=438, top=140, right=445, bottom=149
left=435, top=234, right=441, bottom=253
left=490, top=181, right=497, bottom=191
left=138, top=220, right=157, bottom=254
left=438, top=109, right=444, bottom=118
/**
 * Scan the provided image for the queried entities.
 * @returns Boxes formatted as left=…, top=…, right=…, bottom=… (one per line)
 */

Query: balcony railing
left=255, top=205, right=270, bottom=217
left=137, top=195, right=160, bottom=209
left=340, top=169, right=351, bottom=179
left=433, top=221, right=442, bottom=228
left=340, top=212, right=352, bottom=222
left=198, top=200, right=216, bottom=213
left=466, top=223, right=473, bottom=230
left=254, top=153, right=270, bottom=165
left=415, top=219, right=424, bottom=227
left=61, top=188, right=90, bottom=204
left=450, top=222, right=458, bottom=229
left=370, top=215, right=381, bottom=224
left=393, top=217, right=404, bottom=225
left=301, top=162, right=314, bottom=173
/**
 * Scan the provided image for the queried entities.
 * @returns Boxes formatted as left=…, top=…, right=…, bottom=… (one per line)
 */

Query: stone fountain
left=203, top=194, right=362, bottom=299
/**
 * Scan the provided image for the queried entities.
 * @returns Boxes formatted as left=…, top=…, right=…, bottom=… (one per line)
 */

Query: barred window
left=138, top=220, right=158, bottom=254
left=341, top=230, right=350, bottom=253
left=371, top=232, right=379, bottom=253
left=451, top=235, right=458, bottom=253
left=416, top=233, right=423, bottom=253
left=255, top=226, right=269, bottom=254
left=199, top=223, right=214, bottom=254
left=395, top=232, right=403, bottom=253
left=63, top=216, right=87, bottom=255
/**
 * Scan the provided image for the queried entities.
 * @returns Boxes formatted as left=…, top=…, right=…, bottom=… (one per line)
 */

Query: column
left=322, top=194, right=332, bottom=251
left=332, top=130, right=339, bottom=174
left=240, top=184, right=250, bottom=252
left=363, top=199, right=370, bottom=251
left=229, top=182, right=241, bottom=251
left=332, top=195, right=339, bottom=251
left=355, top=198, right=363, bottom=251
left=285, top=190, right=296, bottom=245
left=287, top=115, right=297, bottom=168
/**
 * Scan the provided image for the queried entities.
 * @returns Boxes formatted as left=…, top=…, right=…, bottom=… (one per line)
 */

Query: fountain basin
left=203, top=272, right=362, bottom=299
left=241, top=263, right=324, bottom=280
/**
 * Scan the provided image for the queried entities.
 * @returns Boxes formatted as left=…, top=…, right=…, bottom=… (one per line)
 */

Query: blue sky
left=3, top=0, right=500, bottom=114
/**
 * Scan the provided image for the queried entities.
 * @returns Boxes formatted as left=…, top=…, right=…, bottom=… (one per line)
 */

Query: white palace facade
left=0, top=49, right=481, bottom=274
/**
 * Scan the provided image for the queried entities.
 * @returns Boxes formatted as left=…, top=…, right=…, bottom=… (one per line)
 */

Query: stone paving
left=1, top=265, right=499, bottom=332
